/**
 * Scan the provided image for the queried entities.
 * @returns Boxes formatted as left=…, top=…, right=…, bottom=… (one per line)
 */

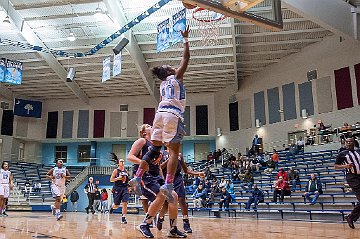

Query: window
left=55, top=146, right=67, bottom=163
left=78, top=145, right=91, bottom=162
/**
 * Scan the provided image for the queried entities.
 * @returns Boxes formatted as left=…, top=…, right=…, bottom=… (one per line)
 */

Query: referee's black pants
left=347, top=174, right=360, bottom=221
left=85, top=193, right=95, bottom=212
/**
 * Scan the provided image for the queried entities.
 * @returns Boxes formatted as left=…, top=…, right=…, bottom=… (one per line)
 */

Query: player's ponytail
left=151, top=66, right=168, bottom=81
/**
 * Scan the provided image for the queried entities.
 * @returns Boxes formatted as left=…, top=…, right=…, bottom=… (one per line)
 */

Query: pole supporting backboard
left=183, top=0, right=283, bottom=31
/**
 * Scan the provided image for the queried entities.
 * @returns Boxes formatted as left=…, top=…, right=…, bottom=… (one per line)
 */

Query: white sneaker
left=50, top=205, right=56, bottom=216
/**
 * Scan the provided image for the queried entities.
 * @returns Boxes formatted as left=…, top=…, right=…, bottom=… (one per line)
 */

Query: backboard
left=182, top=0, right=283, bottom=30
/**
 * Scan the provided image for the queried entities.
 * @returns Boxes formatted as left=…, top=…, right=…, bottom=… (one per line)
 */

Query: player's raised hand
left=180, top=25, right=190, bottom=38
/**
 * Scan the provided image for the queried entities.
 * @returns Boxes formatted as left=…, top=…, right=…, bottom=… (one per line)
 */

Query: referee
left=335, top=137, right=360, bottom=229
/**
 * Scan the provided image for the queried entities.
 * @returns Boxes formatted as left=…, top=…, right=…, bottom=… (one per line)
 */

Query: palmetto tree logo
left=24, top=104, right=33, bottom=114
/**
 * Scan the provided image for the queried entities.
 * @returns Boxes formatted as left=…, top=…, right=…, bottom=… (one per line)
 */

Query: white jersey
left=0, top=169, right=11, bottom=184
left=158, top=75, right=186, bottom=118
left=52, top=167, right=66, bottom=187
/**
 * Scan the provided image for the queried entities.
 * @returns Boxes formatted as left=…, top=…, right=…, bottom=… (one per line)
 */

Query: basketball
left=183, top=2, right=196, bottom=9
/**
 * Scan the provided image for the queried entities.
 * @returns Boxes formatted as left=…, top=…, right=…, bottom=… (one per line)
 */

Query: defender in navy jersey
left=109, top=158, right=129, bottom=224
left=130, top=26, right=190, bottom=203
left=128, top=124, right=186, bottom=238
left=157, top=152, right=205, bottom=233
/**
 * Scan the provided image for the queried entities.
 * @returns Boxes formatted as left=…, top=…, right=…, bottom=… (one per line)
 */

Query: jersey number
left=162, top=84, right=175, bottom=99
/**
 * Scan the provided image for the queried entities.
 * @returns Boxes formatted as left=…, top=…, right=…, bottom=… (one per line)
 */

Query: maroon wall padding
left=334, top=67, right=353, bottom=110
left=143, top=108, right=155, bottom=125
left=93, top=110, right=105, bottom=138
left=354, top=63, right=360, bottom=105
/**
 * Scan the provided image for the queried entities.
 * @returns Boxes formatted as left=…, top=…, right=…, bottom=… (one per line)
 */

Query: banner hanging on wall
left=157, top=18, right=170, bottom=53
left=102, top=56, right=111, bottom=83
left=172, top=8, right=186, bottom=45
left=113, top=52, right=122, bottom=77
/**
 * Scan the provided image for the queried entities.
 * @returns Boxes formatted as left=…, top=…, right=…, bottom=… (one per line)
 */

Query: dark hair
left=151, top=66, right=169, bottom=80
left=1, top=161, right=8, bottom=169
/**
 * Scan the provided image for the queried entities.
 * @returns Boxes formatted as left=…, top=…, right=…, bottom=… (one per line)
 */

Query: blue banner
left=14, top=98, right=42, bottom=118
left=113, top=52, right=122, bottom=77
left=102, top=57, right=111, bottom=83
left=4, top=60, right=22, bottom=85
left=172, top=9, right=186, bottom=45
left=0, top=58, right=5, bottom=83
left=157, top=19, right=170, bottom=53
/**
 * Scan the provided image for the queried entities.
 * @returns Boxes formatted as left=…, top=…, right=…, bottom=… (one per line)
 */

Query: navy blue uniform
left=163, top=157, right=186, bottom=198
left=137, top=140, right=164, bottom=202
left=113, top=168, right=129, bottom=205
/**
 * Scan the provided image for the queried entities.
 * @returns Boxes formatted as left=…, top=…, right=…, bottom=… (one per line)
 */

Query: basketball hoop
left=192, top=7, right=226, bottom=46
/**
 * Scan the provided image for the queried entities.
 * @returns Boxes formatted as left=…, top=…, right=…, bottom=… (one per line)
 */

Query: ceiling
left=0, top=0, right=349, bottom=102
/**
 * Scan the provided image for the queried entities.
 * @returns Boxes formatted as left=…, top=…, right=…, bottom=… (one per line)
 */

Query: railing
left=65, top=166, right=116, bottom=195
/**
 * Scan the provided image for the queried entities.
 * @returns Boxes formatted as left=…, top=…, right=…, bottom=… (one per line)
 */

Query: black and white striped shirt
left=335, top=149, right=360, bottom=174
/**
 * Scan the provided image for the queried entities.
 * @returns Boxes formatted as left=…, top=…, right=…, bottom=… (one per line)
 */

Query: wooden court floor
left=0, top=212, right=359, bottom=239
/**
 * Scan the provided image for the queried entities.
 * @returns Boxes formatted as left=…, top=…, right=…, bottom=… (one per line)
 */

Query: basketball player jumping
left=0, top=162, right=13, bottom=216
left=46, top=159, right=71, bottom=220
left=109, top=158, right=129, bottom=224
left=129, top=26, right=190, bottom=203
left=128, top=124, right=186, bottom=238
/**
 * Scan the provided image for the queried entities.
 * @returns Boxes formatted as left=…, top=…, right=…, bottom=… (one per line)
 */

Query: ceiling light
left=94, top=7, right=105, bottom=20
left=67, top=32, right=76, bottom=42
left=3, top=15, right=10, bottom=24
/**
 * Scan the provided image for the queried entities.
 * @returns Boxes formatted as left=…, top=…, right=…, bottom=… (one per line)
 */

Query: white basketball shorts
left=151, top=111, right=184, bottom=143
left=0, top=184, right=9, bottom=198
left=51, top=184, right=65, bottom=198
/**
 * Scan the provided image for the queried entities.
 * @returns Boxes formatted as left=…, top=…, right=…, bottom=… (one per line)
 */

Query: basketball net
left=192, top=8, right=226, bottom=46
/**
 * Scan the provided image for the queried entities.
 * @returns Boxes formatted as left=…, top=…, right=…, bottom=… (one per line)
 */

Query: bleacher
left=185, top=149, right=357, bottom=222
left=10, top=162, right=85, bottom=203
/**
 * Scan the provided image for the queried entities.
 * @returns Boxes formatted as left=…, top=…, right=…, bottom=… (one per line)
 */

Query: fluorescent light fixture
left=94, top=7, right=105, bottom=21
left=67, top=32, right=76, bottom=42
left=3, top=15, right=10, bottom=24
left=255, top=119, right=261, bottom=128
left=301, top=109, right=308, bottom=119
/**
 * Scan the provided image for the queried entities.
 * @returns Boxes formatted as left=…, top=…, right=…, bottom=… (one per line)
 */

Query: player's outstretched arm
left=110, top=169, right=118, bottom=182
left=175, top=25, right=190, bottom=82
left=128, top=138, right=146, bottom=165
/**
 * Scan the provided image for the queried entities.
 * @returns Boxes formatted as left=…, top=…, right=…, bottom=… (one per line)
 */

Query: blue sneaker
left=121, top=216, right=127, bottom=224
left=129, top=177, right=143, bottom=196
left=160, top=184, right=174, bottom=203
left=136, top=224, right=154, bottom=238
left=167, top=227, right=187, bottom=238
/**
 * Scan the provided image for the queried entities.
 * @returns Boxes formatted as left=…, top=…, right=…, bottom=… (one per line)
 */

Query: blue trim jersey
left=158, top=75, right=186, bottom=118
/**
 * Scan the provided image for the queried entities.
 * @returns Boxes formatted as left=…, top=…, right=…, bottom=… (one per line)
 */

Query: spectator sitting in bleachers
left=271, top=149, right=279, bottom=164
left=33, top=181, right=42, bottom=192
left=264, top=157, right=276, bottom=175
left=271, top=176, right=291, bottom=203
left=245, top=184, right=264, bottom=210
left=297, top=136, right=305, bottom=151
left=192, top=176, right=201, bottom=192
left=250, top=156, right=260, bottom=171
left=303, top=173, right=323, bottom=205
left=276, top=168, right=288, bottom=181
left=24, top=180, right=31, bottom=194
left=207, top=181, right=222, bottom=206
left=207, top=152, right=213, bottom=162
left=232, top=167, right=241, bottom=181
left=219, top=187, right=232, bottom=211
left=193, top=184, right=207, bottom=208
left=219, top=176, right=227, bottom=188
left=225, top=179, right=235, bottom=202
left=288, top=167, right=300, bottom=191
left=240, top=170, right=254, bottom=191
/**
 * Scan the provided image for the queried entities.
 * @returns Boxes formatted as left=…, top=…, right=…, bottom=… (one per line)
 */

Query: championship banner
left=157, top=18, right=170, bottom=53
left=4, top=59, right=22, bottom=85
left=0, top=58, right=5, bottom=82
left=172, top=8, right=186, bottom=45
left=113, top=52, right=122, bottom=77
left=14, top=98, right=42, bottom=118
left=102, top=56, right=111, bottom=83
